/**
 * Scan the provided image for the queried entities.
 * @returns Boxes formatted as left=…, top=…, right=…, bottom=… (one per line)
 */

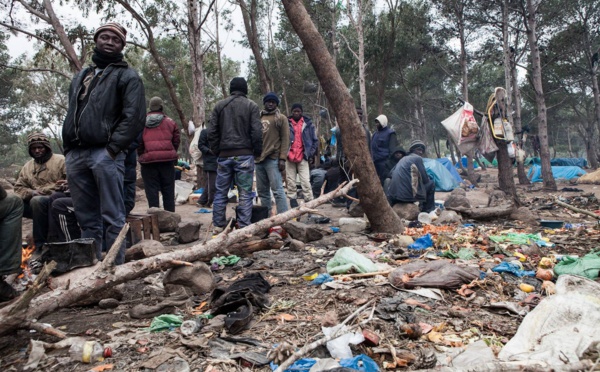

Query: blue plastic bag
left=309, top=274, right=334, bottom=286
left=408, top=233, right=433, bottom=250
left=270, top=358, right=316, bottom=372
left=339, top=354, right=380, bottom=371
left=195, top=208, right=212, bottom=214
left=492, top=261, right=535, bottom=277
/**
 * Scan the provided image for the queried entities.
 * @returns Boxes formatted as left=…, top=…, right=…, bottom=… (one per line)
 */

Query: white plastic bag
left=322, top=325, right=365, bottom=359
left=174, top=180, right=194, bottom=205
left=441, top=102, right=479, bottom=153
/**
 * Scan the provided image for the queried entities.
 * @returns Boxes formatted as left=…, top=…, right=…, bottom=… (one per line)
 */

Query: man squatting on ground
left=62, top=22, right=145, bottom=264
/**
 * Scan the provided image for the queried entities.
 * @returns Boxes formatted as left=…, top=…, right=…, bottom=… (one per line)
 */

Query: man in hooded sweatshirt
left=138, top=96, right=180, bottom=212
left=14, top=132, right=66, bottom=252
left=370, top=114, right=398, bottom=185
left=62, top=22, right=145, bottom=264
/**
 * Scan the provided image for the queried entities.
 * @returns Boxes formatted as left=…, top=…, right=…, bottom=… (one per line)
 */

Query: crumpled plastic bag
left=492, top=261, right=535, bottom=278
left=499, top=275, right=600, bottom=365
left=554, top=251, right=600, bottom=280
left=148, top=314, right=183, bottom=332
left=407, top=233, right=433, bottom=250
left=327, top=247, right=379, bottom=275
left=389, top=260, right=480, bottom=289
left=322, top=324, right=365, bottom=359
left=339, top=354, right=380, bottom=371
left=210, top=255, right=241, bottom=266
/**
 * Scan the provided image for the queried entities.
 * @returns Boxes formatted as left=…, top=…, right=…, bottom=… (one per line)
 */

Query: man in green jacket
left=256, top=92, right=290, bottom=215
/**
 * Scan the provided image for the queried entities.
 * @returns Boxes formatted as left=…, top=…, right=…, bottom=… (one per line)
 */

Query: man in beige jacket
left=14, top=132, right=66, bottom=252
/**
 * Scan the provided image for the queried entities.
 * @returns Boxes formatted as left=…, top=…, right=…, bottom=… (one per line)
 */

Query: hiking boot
left=0, top=280, right=17, bottom=302
left=212, top=226, right=225, bottom=235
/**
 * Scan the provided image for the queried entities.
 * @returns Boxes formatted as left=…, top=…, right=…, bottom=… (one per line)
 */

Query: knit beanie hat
left=230, top=77, right=248, bottom=95
left=27, top=132, right=52, bottom=157
left=409, top=139, right=426, bottom=153
left=94, top=22, right=127, bottom=45
left=291, top=103, right=303, bottom=112
left=149, top=96, right=163, bottom=111
left=263, top=92, right=279, bottom=106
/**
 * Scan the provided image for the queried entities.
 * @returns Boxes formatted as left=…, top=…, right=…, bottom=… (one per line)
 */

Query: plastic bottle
left=69, top=340, right=105, bottom=363
left=502, top=119, right=515, bottom=141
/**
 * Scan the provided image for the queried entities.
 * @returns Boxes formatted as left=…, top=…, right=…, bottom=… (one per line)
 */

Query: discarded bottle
left=69, top=340, right=105, bottom=363
left=180, top=319, right=200, bottom=336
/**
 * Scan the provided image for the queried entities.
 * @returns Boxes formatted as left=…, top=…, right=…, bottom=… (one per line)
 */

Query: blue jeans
left=66, top=147, right=126, bottom=264
left=23, top=195, right=52, bottom=250
left=255, top=158, right=288, bottom=214
left=213, top=155, right=254, bottom=228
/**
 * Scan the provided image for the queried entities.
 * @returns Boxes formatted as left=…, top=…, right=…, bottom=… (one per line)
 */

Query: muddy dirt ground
left=3, top=168, right=600, bottom=371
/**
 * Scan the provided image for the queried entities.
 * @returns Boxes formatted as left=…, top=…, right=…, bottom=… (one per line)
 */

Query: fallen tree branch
left=446, top=204, right=515, bottom=220
left=25, top=321, right=67, bottom=339
left=0, top=180, right=359, bottom=336
left=555, top=198, right=600, bottom=220
left=273, top=299, right=375, bottom=372
left=100, top=223, right=130, bottom=271
left=334, top=270, right=392, bottom=279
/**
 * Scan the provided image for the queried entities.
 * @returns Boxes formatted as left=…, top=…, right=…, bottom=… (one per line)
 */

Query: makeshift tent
left=436, top=158, right=464, bottom=184
left=424, top=158, right=460, bottom=191
left=579, top=169, right=600, bottom=184
left=525, top=157, right=588, bottom=168
left=527, top=165, right=586, bottom=183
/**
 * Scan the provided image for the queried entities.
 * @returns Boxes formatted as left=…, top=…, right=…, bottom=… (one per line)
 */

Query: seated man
left=0, top=185, right=23, bottom=301
left=14, top=132, right=66, bottom=252
left=383, top=146, right=407, bottom=193
left=386, top=140, right=435, bottom=213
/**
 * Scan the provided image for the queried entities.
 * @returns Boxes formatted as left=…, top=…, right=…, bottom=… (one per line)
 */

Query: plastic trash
left=553, top=251, right=600, bottom=280
left=407, top=233, right=433, bottom=250
left=491, top=261, right=535, bottom=277
left=193, top=188, right=204, bottom=194
left=194, top=208, right=212, bottom=214
left=270, top=358, right=316, bottom=372
left=329, top=227, right=340, bottom=233
left=149, top=314, right=183, bottom=332
left=418, top=212, right=432, bottom=224
left=339, top=354, right=380, bottom=372
left=210, top=255, right=241, bottom=266
left=309, top=274, right=334, bottom=285
left=69, top=340, right=106, bottom=363
left=457, top=248, right=476, bottom=260
left=322, top=325, right=365, bottom=359
left=175, top=180, right=195, bottom=205
left=326, top=247, right=379, bottom=275
left=180, top=319, right=201, bottom=336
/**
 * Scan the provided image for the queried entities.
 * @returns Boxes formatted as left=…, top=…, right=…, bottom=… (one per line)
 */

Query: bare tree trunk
left=589, top=62, right=600, bottom=168
left=115, top=0, right=189, bottom=132
left=238, top=0, right=272, bottom=94
left=41, top=0, right=83, bottom=72
left=524, top=0, right=555, bottom=190
left=345, top=0, right=369, bottom=124
left=268, top=0, right=289, bottom=113
left=509, top=48, right=529, bottom=184
left=414, top=86, right=427, bottom=140
left=496, top=138, right=519, bottom=206
left=375, top=0, right=400, bottom=116
left=214, top=3, right=228, bottom=98
left=282, top=0, right=403, bottom=233
left=187, top=0, right=207, bottom=128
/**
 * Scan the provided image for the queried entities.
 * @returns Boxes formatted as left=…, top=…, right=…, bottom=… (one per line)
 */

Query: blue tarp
left=436, top=158, right=464, bottom=184
left=526, top=157, right=588, bottom=168
left=456, top=156, right=479, bottom=169
left=527, top=165, right=587, bottom=183
left=424, top=158, right=460, bottom=191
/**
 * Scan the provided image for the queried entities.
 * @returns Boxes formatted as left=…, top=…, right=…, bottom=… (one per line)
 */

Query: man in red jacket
left=138, top=97, right=180, bottom=212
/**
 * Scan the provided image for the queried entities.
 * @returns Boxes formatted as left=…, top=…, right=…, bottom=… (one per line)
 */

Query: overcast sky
left=5, top=1, right=252, bottom=75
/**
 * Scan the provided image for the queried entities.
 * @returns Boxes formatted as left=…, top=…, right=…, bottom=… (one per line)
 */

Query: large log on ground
left=0, top=180, right=358, bottom=336
left=446, top=204, right=515, bottom=220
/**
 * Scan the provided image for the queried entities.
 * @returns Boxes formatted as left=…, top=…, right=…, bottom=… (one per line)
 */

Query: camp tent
left=436, top=158, right=464, bottom=184
left=527, top=165, right=586, bottom=183
left=424, top=158, right=461, bottom=191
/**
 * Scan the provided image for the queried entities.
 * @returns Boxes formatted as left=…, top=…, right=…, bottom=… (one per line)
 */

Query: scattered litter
left=323, top=324, right=365, bottom=359
left=492, top=262, right=535, bottom=277
left=553, top=251, right=600, bottom=279
left=194, top=208, right=212, bottom=214
left=210, top=255, right=241, bottom=266
left=327, top=247, right=379, bottom=274
left=308, top=274, right=334, bottom=286
left=148, top=315, right=183, bottom=333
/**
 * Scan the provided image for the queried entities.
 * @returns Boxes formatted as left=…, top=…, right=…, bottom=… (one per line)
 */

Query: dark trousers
left=374, top=160, right=388, bottom=185
left=0, top=194, right=23, bottom=276
left=124, top=150, right=137, bottom=215
left=388, top=180, right=435, bottom=213
left=197, top=170, right=217, bottom=207
left=48, top=197, right=81, bottom=242
left=196, top=164, right=206, bottom=190
left=23, top=195, right=52, bottom=250
left=141, top=162, right=176, bottom=212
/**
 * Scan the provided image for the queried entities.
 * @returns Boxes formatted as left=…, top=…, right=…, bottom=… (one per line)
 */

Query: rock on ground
left=163, top=262, right=214, bottom=295
left=435, top=210, right=463, bottom=225
left=487, top=190, right=510, bottom=208
left=392, top=203, right=420, bottom=220
left=283, top=221, right=324, bottom=243
left=510, top=206, right=539, bottom=225
left=178, top=219, right=202, bottom=243
left=444, top=188, right=471, bottom=209
left=147, top=207, right=181, bottom=232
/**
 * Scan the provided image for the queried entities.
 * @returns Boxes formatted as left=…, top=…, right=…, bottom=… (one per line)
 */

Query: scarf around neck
left=91, top=47, right=124, bottom=69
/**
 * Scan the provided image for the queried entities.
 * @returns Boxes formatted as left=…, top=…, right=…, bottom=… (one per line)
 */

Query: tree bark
left=281, top=0, right=403, bottom=233
left=41, top=0, right=83, bottom=72
left=214, top=3, right=229, bottom=98
left=589, top=60, right=600, bottom=168
left=0, top=181, right=358, bottom=336
left=187, top=0, right=207, bottom=128
left=345, top=0, right=369, bottom=124
left=510, top=46, right=530, bottom=184
left=238, top=0, right=272, bottom=95
left=524, top=0, right=556, bottom=190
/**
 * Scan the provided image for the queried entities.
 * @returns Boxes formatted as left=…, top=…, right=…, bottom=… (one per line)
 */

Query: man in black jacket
left=62, top=22, right=145, bottom=264
left=207, top=77, right=262, bottom=231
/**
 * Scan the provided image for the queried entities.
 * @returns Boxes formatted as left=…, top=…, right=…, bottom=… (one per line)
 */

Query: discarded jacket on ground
left=389, top=260, right=480, bottom=289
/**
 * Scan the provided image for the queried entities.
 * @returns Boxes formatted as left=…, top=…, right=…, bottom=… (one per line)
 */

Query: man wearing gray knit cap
left=62, top=22, right=146, bottom=264
left=386, top=139, right=435, bottom=213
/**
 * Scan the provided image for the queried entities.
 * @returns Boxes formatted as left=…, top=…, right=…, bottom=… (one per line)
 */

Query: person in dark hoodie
left=382, top=146, right=407, bottom=194
left=371, top=114, right=398, bottom=185
left=197, top=127, right=217, bottom=208
left=208, top=77, right=262, bottom=232
left=62, top=22, right=145, bottom=264
left=386, top=140, right=435, bottom=212
left=138, top=96, right=180, bottom=212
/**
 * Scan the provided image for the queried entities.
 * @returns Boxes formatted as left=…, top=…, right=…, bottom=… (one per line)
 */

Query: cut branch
left=0, top=180, right=358, bottom=337
left=555, top=198, right=600, bottom=220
